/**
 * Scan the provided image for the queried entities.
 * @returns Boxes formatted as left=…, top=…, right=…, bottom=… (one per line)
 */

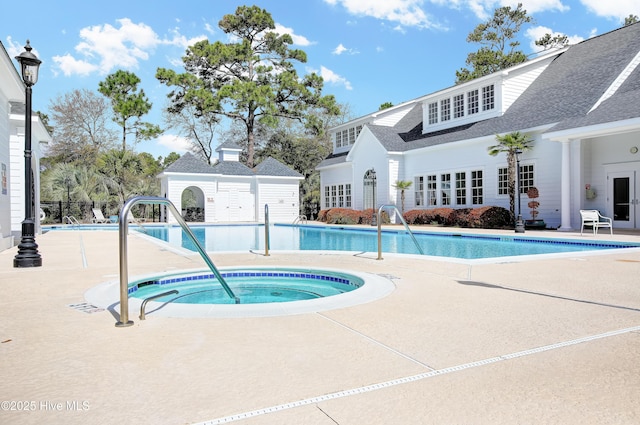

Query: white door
left=608, top=170, right=639, bottom=229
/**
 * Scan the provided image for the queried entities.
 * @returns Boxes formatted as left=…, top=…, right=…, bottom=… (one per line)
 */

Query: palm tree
left=393, top=180, right=413, bottom=214
left=488, top=131, right=534, bottom=217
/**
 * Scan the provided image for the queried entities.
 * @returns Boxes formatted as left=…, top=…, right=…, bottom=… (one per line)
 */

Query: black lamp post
left=514, top=148, right=525, bottom=234
left=13, top=41, right=42, bottom=268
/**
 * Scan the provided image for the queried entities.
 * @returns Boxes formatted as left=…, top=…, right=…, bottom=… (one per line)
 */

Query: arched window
left=363, top=168, right=377, bottom=211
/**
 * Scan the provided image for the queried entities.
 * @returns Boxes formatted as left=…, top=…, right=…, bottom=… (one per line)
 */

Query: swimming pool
left=140, top=224, right=640, bottom=260
left=130, top=267, right=363, bottom=304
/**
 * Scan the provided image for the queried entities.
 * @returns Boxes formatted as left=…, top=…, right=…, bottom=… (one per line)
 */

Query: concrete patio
left=1, top=226, right=639, bottom=424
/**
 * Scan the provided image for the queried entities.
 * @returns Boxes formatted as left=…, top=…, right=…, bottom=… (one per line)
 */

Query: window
left=414, top=176, right=424, bottom=206
left=345, top=184, right=352, bottom=208
left=468, top=89, right=479, bottom=115
left=482, top=84, right=495, bottom=111
left=454, top=94, right=464, bottom=119
left=335, top=131, right=342, bottom=148
left=324, top=186, right=330, bottom=208
left=440, top=99, right=451, bottom=122
left=331, top=185, right=337, bottom=207
left=338, top=185, right=344, bottom=207
left=441, top=173, right=451, bottom=205
left=455, top=172, right=466, bottom=205
left=498, top=165, right=535, bottom=195
left=520, top=164, right=534, bottom=193
left=348, top=128, right=356, bottom=145
left=427, top=175, right=437, bottom=206
left=471, top=170, right=483, bottom=204
left=498, top=167, right=509, bottom=195
left=355, top=125, right=363, bottom=138
left=428, top=102, right=438, bottom=125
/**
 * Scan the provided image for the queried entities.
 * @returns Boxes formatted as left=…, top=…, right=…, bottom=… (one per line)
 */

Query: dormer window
left=482, top=85, right=495, bottom=111
left=467, top=89, right=479, bottom=115
left=440, top=98, right=451, bottom=122
left=333, top=124, right=364, bottom=151
left=428, top=102, right=438, bottom=124
left=423, top=83, right=496, bottom=132
left=454, top=94, right=464, bottom=118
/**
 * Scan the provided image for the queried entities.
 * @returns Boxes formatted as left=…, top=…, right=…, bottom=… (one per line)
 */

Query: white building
left=158, top=142, right=304, bottom=223
left=0, top=41, right=50, bottom=252
left=317, top=23, right=640, bottom=231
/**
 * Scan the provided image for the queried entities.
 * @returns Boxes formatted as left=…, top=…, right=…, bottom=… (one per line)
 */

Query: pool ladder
left=116, top=196, right=239, bottom=328
left=376, top=205, right=424, bottom=260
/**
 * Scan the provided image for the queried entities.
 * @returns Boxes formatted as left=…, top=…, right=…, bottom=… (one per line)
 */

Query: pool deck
left=1, top=224, right=640, bottom=424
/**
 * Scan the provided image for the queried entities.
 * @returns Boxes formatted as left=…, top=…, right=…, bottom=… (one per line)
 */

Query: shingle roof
left=320, top=22, right=640, bottom=164
left=163, top=152, right=214, bottom=173
left=210, top=160, right=255, bottom=176
left=254, top=157, right=303, bottom=177
left=216, top=140, right=243, bottom=151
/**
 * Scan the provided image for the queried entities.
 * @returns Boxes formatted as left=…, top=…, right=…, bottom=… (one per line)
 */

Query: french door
left=608, top=170, right=639, bottom=229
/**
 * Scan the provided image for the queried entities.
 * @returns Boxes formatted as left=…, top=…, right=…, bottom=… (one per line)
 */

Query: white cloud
left=580, top=0, right=640, bottom=20
left=429, top=0, right=569, bottom=20
left=324, top=0, right=440, bottom=30
left=274, top=23, right=314, bottom=46
left=332, top=43, right=359, bottom=55
left=156, top=134, right=192, bottom=153
left=311, top=65, right=353, bottom=90
left=52, top=54, right=99, bottom=77
left=51, top=18, right=212, bottom=77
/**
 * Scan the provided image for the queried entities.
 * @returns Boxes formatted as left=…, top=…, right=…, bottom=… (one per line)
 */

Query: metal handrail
left=116, top=196, right=239, bottom=328
left=264, top=204, right=270, bottom=257
left=377, top=205, right=424, bottom=260
left=62, top=215, right=80, bottom=225
left=292, top=215, right=307, bottom=225
left=139, top=290, right=179, bottom=320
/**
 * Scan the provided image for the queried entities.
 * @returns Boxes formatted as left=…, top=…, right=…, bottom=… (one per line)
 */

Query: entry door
left=608, top=171, right=639, bottom=229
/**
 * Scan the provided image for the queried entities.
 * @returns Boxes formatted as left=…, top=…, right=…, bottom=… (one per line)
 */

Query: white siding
left=257, top=180, right=300, bottom=223
left=0, top=96, right=11, bottom=249
left=371, top=104, right=415, bottom=127
left=502, top=59, right=551, bottom=111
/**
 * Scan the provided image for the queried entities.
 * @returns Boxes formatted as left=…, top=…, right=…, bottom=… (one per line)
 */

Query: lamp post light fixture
left=13, top=40, right=42, bottom=268
left=514, top=148, right=525, bottom=234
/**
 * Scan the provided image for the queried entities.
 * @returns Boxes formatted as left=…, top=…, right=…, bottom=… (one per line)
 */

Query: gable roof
left=210, top=160, right=255, bottom=176
left=254, top=157, right=303, bottom=177
left=160, top=151, right=301, bottom=177
left=319, top=22, right=640, bottom=166
left=162, top=152, right=214, bottom=174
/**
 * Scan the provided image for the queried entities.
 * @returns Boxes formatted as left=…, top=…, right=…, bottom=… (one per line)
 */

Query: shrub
left=317, top=208, right=390, bottom=225
left=403, top=206, right=511, bottom=228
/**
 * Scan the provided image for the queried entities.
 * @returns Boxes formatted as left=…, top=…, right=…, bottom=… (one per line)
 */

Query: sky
left=2, top=0, right=639, bottom=159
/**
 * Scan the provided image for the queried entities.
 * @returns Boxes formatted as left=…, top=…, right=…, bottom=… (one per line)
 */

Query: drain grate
left=68, top=302, right=104, bottom=314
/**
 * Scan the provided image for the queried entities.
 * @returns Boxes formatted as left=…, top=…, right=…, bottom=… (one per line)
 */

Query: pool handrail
left=116, top=196, right=239, bottom=328
left=139, top=289, right=179, bottom=320
left=264, top=204, right=270, bottom=256
left=377, top=205, right=424, bottom=260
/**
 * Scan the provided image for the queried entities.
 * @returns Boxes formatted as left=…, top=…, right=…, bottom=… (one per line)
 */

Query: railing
left=264, top=204, right=270, bottom=257
left=139, top=290, right=179, bottom=320
left=292, top=215, right=307, bottom=225
left=377, top=205, right=424, bottom=260
left=116, top=196, right=239, bottom=328
left=62, top=215, right=80, bottom=228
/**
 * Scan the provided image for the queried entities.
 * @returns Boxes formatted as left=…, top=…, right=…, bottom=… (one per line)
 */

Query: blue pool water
left=140, top=224, right=640, bottom=260
left=130, top=268, right=363, bottom=304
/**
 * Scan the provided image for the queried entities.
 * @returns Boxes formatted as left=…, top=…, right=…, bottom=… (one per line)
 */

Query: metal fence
left=40, top=201, right=162, bottom=224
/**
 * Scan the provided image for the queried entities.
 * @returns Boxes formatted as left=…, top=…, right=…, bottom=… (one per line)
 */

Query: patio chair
left=579, top=210, right=612, bottom=235
left=92, top=208, right=110, bottom=224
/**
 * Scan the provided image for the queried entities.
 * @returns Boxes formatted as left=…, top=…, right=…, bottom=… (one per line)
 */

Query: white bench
left=579, top=210, right=612, bottom=235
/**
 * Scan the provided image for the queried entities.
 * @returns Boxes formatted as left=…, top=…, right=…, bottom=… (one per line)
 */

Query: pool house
left=317, top=23, right=640, bottom=231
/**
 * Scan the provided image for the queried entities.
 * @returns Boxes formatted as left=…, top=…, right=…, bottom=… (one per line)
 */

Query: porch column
left=558, top=140, right=572, bottom=231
